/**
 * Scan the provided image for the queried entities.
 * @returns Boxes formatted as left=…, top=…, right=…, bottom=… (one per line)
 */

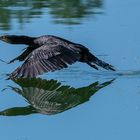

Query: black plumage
left=0, top=35, right=115, bottom=78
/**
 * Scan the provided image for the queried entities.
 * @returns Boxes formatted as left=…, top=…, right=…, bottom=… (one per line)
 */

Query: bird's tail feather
left=86, top=52, right=115, bottom=71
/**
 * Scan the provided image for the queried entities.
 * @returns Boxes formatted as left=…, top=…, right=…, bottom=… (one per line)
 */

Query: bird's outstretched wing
left=9, top=44, right=81, bottom=78
left=8, top=47, right=34, bottom=63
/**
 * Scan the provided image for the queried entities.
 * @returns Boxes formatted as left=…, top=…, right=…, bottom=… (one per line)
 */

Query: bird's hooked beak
left=0, top=35, right=7, bottom=42
left=0, top=35, right=5, bottom=41
left=0, top=35, right=12, bottom=43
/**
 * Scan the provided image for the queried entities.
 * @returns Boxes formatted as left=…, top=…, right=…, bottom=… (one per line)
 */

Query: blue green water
left=0, top=0, right=140, bottom=139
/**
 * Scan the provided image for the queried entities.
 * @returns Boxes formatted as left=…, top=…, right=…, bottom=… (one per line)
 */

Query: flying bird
left=0, top=35, right=115, bottom=78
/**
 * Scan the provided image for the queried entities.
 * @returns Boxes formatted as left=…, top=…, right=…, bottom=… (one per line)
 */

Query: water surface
left=0, top=0, right=140, bottom=140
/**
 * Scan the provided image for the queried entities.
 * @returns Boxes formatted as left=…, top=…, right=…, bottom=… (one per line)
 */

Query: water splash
left=53, top=67, right=140, bottom=80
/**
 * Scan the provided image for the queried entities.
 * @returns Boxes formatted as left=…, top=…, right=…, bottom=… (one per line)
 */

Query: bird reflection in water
left=0, top=78, right=114, bottom=116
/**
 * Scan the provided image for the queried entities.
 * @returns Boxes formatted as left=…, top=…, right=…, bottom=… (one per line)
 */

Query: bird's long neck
left=10, top=36, right=36, bottom=45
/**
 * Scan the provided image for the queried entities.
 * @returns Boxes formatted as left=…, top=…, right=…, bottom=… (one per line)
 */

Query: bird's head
left=0, top=35, right=17, bottom=44
left=0, top=35, right=35, bottom=45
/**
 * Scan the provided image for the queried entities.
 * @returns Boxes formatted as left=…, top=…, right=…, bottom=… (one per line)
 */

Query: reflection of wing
left=12, top=78, right=77, bottom=115
left=10, top=43, right=81, bottom=78
left=5, top=78, right=114, bottom=116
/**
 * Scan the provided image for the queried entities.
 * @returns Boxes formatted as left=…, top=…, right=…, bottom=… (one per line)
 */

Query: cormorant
left=0, top=35, right=115, bottom=78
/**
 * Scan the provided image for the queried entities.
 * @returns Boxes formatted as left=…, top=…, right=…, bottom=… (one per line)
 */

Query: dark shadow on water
left=0, top=78, right=114, bottom=116
left=0, top=0, right=103, bottom=30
